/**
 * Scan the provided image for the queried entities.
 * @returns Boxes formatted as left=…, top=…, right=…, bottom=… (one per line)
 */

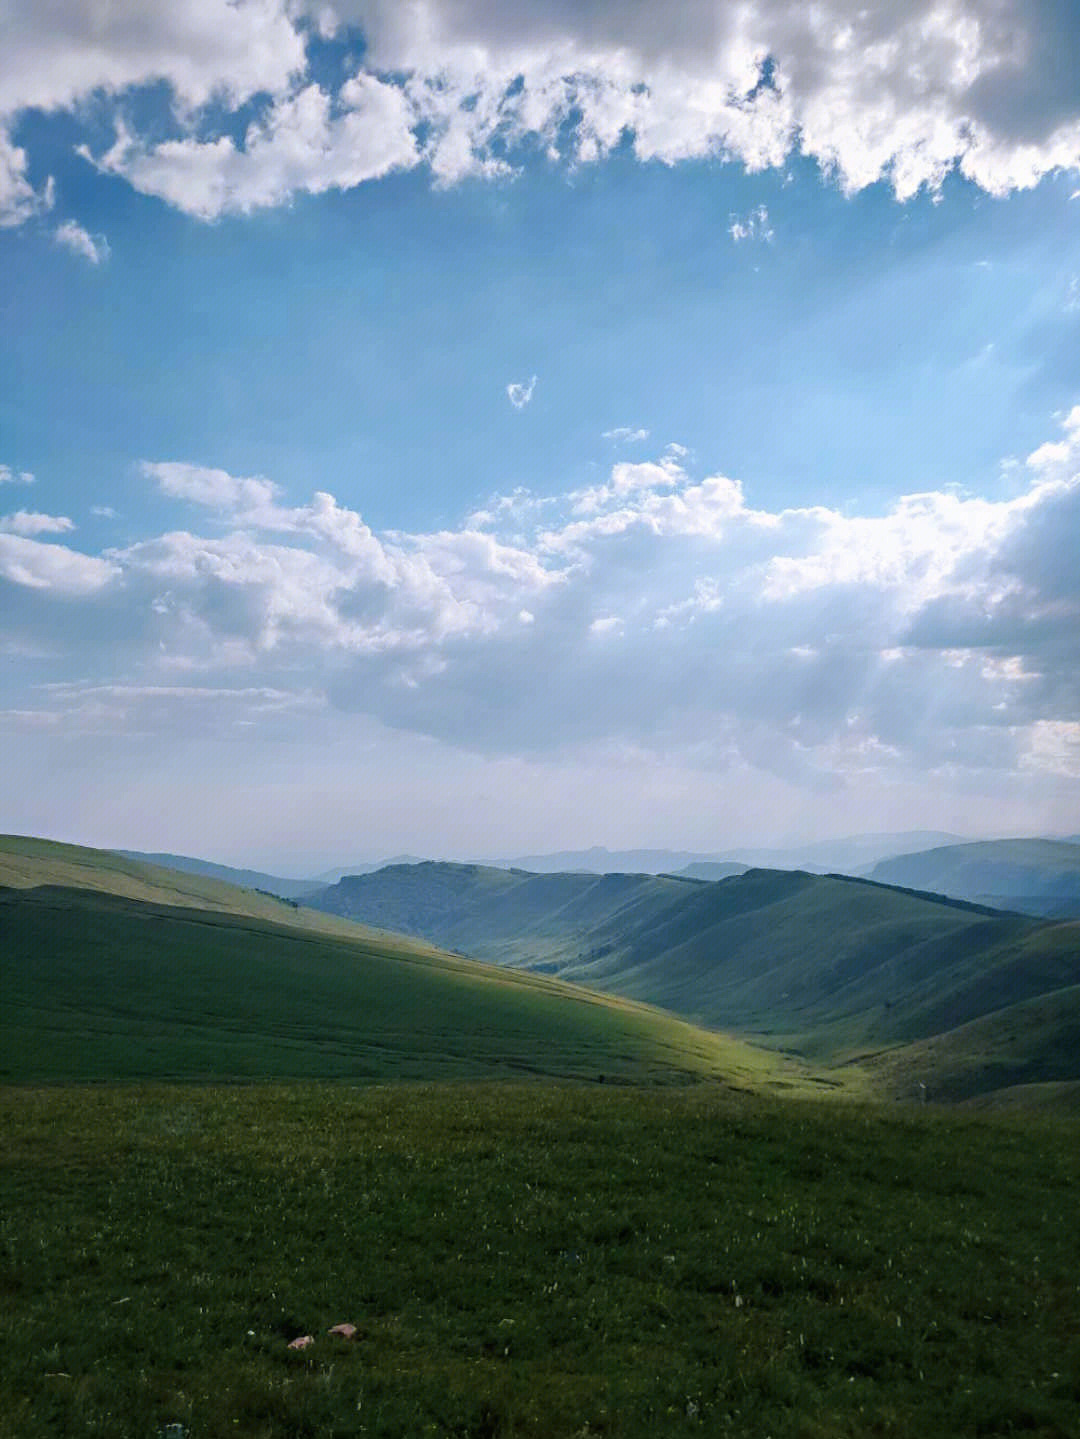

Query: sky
left=2, top=0, right=1080, bottom=871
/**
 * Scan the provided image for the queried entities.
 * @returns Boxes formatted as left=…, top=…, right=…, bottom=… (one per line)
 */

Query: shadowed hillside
left=311, top=861, right=702, bottom=968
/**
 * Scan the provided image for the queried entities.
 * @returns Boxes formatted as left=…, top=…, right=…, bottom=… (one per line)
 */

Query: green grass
left=858, top=984, right=1080, bottom=1102
left=1, top=879, right=826, bottom=1093
left=315, top=859, right=1080, bottom=1095
left=1, top=1083, right=1078, bottom=1438
left=0, top=835, right=425, bottom=947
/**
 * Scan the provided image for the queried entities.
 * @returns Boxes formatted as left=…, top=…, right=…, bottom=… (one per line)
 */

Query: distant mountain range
left=313, top=855, right=429, bottom=883
left=494, top=833, right=967, bottom=875
left=498, top=846, right=730, bottom=874
left=112, top=831, right=970, bottom=902
left=870, top=839, right=1080, bottom=919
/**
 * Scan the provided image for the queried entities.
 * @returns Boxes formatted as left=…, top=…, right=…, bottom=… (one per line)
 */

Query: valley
left=3, top=833, right=1079, bottom=1437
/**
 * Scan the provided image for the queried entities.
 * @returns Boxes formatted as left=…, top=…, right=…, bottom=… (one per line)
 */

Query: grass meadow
left=2, top=1082, right=1078, bottom=1439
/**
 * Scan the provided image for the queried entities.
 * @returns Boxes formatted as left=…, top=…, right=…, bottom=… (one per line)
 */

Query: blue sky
left=2, top=2, right=1080, bottom=870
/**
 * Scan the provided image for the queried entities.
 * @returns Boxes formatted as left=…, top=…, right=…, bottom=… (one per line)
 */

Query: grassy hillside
left=859, top=983, right=1080, bottom=1102
left=115, top=849, right=324, bottom=901
left=312, top=861, right=700, bottom=968
left=313, top=860, right=1080, bottom=1065
left=2, top=1083, right=1078, bottom=1438
left=0, top=834, right=372, bottom=938
left=564, top=870, right=1080, bottom=1053
left=0, top=839, right=819, bottom=1093
left=870, top=838, right=1080, bottom=918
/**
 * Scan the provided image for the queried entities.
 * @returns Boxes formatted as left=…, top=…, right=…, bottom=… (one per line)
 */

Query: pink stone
left=287, top=1334, right=314, bottom=1350
left=328, top=1323, right=357, bottom=1339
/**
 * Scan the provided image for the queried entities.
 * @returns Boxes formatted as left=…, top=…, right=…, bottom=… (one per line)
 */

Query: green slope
left=313, top=859, right=1080, bottom=1096
left=870, top=837, right=1080, bottom=918
left=0, top=838, right=818, bottom=1092
left=312, top=861, right=699, bottom=968
left=860, top=984, right=1080, bottom=1103
left=115, top=848, right=324, bottom=901
left=562, top=870, right=1080, bottom=1049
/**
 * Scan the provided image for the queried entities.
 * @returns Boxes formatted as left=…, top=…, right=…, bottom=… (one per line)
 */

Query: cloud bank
left=4, top=410, right=1080, bottom=804
left=3, top=2, right=1080, bottom=224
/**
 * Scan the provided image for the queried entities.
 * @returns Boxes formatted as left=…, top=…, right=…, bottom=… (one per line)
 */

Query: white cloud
left=0, top=465, right=35, bottom=486
left=3, top=1, right=1079, bottom=225
left=507, top=375, right=537, bottom=409
left=54, top=220, right=110, bottom=264
left=729, top=203, right=773, bottom=243
left=0, top=129, right=53, bottom=228
left=0, top=533, right=118, bottom=594
left=2, top=681, right=323, bottom=739
left=0, top=0, right=305, bottom=118
left=3, top=410, right=1080, bottom=808
left=0, top=511, right=75, bottom=537
left=82, top=78, right=418, bottom=219
left=142, top=460, right=281, bottom=511
left=602, top=427, right=650, bottom=443
left=1023, top=721, right=1080, bottom=779
left=91, top=505, right=118, bottom=519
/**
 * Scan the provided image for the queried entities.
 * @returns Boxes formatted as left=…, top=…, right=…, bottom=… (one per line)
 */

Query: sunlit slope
left=315, top=860, right=1080, bottom=1067
left=563, top=870, right=1080, bottom=1052
left=0, top=841, right=822, bottom=1091
left=0, top=834, right=440, bottom=953
left=115, top=848, right=322, bottom=901
left=870, top=838, right=1080, bottom=918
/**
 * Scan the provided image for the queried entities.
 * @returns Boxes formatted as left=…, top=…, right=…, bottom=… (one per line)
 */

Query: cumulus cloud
left=143, top=460, right=280, bottom=511
left=507, top=375, right=537, bottom=409
left=0, top=532, right=118, bottom=594
left=4, top=409, right=1080, bottom=796
left=82, top=78, right=418, bottom=218
left=0, top=511, right=75, bottom=536
left=54, top=220, right=110, bottom=264
left=2, top=2, right=1079, bottom=225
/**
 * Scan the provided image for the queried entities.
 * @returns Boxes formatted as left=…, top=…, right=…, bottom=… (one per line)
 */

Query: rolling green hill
left=114, top=848, right=324, bottom=901
left=313, top=860, right=1080, bottom=1094
left=860, top=982, right=1080, bottom=1103
left=870, top=838, right=1080, bottom=918
left=560, top=870, right=1080, bottom=1054
left=310, top=861, right=702, bottom=968
left=0, top=837, right=817, bottom=1093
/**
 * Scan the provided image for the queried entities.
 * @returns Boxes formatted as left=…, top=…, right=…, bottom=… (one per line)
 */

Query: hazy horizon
left=3, top=2, right=1079, bottom=862
left=25, top=825, right=1079, bottom=882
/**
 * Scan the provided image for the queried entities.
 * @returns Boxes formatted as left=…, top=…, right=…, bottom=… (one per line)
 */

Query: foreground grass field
left=2, top=1084, right=1078, bottom=1439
